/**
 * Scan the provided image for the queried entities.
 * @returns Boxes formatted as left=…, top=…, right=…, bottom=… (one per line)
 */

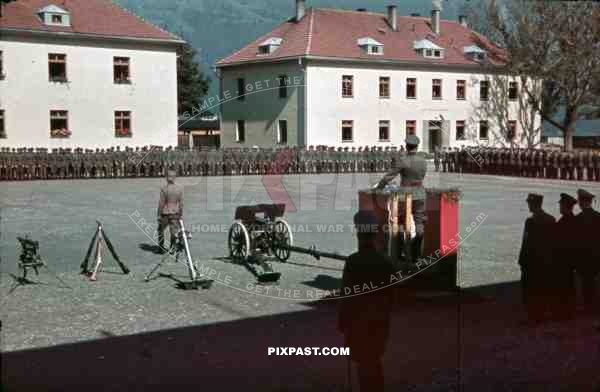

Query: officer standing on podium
left=375, top=135, right=427, bottom=262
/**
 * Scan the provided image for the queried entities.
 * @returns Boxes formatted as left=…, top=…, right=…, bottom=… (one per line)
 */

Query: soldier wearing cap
left=157, top=169, right=184, bottom=253
left=338, top=210, right=398, bottom=392
left=376, top=135, right=427, bottom=263
left=574, top=189, right=600, bottom=312
left=550, top=193, right=579, bottom=320
left=518, top=193, right=556, bottom=324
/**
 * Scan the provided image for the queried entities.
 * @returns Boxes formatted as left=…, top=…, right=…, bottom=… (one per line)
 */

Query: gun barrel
left=285, top=245, right=348, bottom=262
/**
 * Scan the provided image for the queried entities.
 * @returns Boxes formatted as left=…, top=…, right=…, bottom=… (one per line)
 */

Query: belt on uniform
left=401, top=180, right=423, bottom=186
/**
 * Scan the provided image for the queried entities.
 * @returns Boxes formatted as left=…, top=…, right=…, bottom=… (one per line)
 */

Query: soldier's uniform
left=586, top=150, right=594, bottom=181
left=441, top=147, right=448, bottom=173
left=574, top=189, right=600, bottom=311
left=576, top=151, right=585, bottom=181
left=518, top=193, right=556, bottom=323
left=157, top=170, right=184, bottom=252
left=594, top=152, right=600, bottom=182
left=566, top=152, right=575, bottom=180
left=551, top=193, right=578, bottom=320
left=377, top=135, right=427, bottom=262
left=433, top=146, right=441, bottom=172
left=535, top=149, right=544, bottom=178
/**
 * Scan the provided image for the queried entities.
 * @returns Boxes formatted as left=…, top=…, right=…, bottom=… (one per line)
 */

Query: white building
left=0, top=0, right=183, bottom=149
left=216, top=1, right=540, bottom=152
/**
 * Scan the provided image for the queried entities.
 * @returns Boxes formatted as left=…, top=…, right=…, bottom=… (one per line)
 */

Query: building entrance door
left=428, top=121, right=443, bottom=153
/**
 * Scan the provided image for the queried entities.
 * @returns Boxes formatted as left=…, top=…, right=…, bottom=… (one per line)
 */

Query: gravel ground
left=2, top=170, right=600, bottom=391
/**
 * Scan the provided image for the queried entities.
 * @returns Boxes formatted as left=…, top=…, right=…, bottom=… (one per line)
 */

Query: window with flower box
left=50, top=111, right=70, bottom=138
left=115, top=111, right=132, bottom=137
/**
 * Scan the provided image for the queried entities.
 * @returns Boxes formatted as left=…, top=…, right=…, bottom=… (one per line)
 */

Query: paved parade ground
left=2, top=170, right=600, bottom=391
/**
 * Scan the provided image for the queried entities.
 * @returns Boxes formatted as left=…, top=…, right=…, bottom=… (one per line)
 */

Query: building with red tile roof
left=216, top=1, right=535, bottom=150
left=0, top=0, right=183, bottom=149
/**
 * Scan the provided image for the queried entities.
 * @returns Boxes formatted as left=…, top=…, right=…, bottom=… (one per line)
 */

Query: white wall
left=305, top=63, right=536, bottom=151
left=0, top=36, right=178, bottom=149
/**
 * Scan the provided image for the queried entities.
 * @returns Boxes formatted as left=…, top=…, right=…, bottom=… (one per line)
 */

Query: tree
left=177, top=40, right=210, bottom=116
left=476, top=0, right=600, bottom=151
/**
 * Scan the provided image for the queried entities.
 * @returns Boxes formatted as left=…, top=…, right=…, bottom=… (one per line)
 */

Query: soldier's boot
left=409, top=234, right=424, bottom=264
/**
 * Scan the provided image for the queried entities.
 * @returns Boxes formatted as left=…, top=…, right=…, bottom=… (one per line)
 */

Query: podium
left=358, top=188, right=461, bottom=290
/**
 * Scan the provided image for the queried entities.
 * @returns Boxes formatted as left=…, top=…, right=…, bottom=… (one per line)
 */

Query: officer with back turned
left=157, top=169, right=184, bottom=253
left=518, top=193, right=555, bottom=325
left=574, top=189, right=600, bottom=313
left=375, top=135, right=427, bottom=263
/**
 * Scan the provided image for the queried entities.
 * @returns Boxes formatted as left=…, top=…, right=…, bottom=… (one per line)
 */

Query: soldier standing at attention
left=434, top=146, right=441, bottom=172
left=551, top=193, right=579, bottom=320
left=441, top=147, right=448, bottom=173
left=157, top=169, right=184, bottom=253
left=376, top=135, right=427, bottom=263
left=574, top=189, right=600, bottom=313
left=518, top=193, right=556, bottom=325
left=338, top=211, right=398, bottom=392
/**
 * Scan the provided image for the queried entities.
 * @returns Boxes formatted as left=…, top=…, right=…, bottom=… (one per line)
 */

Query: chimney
left=387, top=5, right=397, bottom=31
left=296, top=0, right=306, bottom=22
left=458, top=14, right=468, bottom=28
left=431, top=0, right=441, bottom=35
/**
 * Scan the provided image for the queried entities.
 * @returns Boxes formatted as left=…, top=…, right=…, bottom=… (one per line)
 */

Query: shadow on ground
left=2, top=281, right=600, bottom=392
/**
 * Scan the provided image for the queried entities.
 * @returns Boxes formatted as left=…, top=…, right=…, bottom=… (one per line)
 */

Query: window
left=114, top=57, right=131, bottom=83
left=406, top=120, right=416, bottom=135
left=258, top=45, right=270, bottom=55
left=278, top=120, right=288, bottom=144
left=236, top=120, right=246, bottom=142
left=115, top=111, right=132, bottom=137
left=50, top=111, right=70, bottom=138
left=0, top=110, right=5, bottom=138
left=507, top=120, right=517, bottom=140
left=49, top=54, right=67, bottom=82
left=379, top=77, right=390, bottom=98
left=456, top=80, right=466, bottom=100
left=52, top=14, right=63, bottom=24
left=434, top=50, right=442, bottom=57
left=456, top=120, right=465, bottom=140
left=342, top=75, right=354, bottom=97
left=406, top=78, right=417, bottom=99
left=480, top=80, right=489, bottom=101
left=0, top=51, right=4, bottom=79
left=379, top=120, right=390, bottom=141
left=432, top=79, right=442, bottom=99
left=426, top=49, right=433, bottom=57
left=342, top=120, right=353, bottom=142
left=278, top=75, right=288, bottom=98
left=479, top=121, right=489, bottom=140
left=509, top=81, right=518, bottom=100
left=370, top=46, right=381, bottom=55
left=237, top=78, right=245, bottom=101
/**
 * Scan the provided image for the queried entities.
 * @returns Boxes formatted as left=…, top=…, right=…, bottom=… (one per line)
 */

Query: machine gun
left=14, top=235, right=70, bottom=288
left=145, top=219, right=213, bottom=290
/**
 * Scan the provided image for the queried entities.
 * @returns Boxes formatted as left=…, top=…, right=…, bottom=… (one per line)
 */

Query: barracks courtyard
left=2, top=167, right=600, bottom=391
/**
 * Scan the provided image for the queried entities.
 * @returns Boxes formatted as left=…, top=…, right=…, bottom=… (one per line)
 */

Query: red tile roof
left=0, top=0, right=180, bottom=42
left=217, top=8, right=505, bottom=67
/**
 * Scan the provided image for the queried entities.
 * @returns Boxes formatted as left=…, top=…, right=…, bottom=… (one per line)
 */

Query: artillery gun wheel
left=272, top=218, right=293, bottom=262
left=228, top=221, right=251, bottom=262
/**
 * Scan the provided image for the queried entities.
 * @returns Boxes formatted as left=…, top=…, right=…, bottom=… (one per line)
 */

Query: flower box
left=50, top=128, right=71, bottom=138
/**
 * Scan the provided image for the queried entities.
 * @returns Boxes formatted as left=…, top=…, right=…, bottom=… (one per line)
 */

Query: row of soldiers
left=435, top=146, right=600, bottom=181
left=0, top=145, right=408, bottom=181
left=519, top=190, right=600, bottom=325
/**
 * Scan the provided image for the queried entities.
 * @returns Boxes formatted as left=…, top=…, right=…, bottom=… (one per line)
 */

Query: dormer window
left=37, top=5, right=71, bottom=27
left=414, top=39, right=444, bottom=59
left=357, top=38, right=384, bottom=56
left=464, top=45, right=487, bottom=62
left=257, top=37, right=283, bottom=55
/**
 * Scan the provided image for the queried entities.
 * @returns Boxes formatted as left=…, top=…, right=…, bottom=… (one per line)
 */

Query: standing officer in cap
left=575, top=189, right=600, bottom=312
left=376, top=134, right=427, bottom=263
left=157, top=168, right=184, bottom=253
left=338, top=210, right=398, bottom=392
left=518, top=193, right=556, bottom=324
left=551, top=193, right=579, bottom=320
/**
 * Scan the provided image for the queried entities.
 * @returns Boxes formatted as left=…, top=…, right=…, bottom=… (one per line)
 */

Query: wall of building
left=0, top=35, right=178, bottom=149
left=305, top=61, right=538, bottom=152
left=219, top=61, right=305, bottom=147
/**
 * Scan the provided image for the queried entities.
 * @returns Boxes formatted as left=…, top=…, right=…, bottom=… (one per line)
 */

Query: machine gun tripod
left=145, top=219, right=213, bottom=290
left=12, top=236, right=70, bottom=289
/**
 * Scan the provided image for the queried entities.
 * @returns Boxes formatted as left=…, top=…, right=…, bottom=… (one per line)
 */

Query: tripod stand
left=144, top=219, right=212, bottom=290
left=81, top=221, right=130, bottom=281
